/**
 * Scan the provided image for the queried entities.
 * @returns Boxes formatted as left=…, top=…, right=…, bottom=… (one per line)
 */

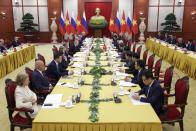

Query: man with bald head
left=31, top=60, right=51, bottom=90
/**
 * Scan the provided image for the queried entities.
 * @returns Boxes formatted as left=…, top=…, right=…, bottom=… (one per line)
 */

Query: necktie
left=147, top=86, right=151, bottom=98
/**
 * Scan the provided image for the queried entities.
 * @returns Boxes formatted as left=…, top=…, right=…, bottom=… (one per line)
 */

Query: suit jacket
left=125, top=61, right=138, bottom=76
left=59, top=55, right=69, bottom=70
left=132, top=68, right=145, bottom=88
left=139, top=80, right=164, bottom=115
left=46, top=60, right=68, bottom=82
left=177, top=42, right=186, bottom=48
left=0, top=45, right=6, bottom=53
left=14, top=86, right=39, bottom=118
left=31, top=69, right=50, bottom=90
left=186, top=43, right=195, bottom=51
left=12, top=40, right=21, bottom=47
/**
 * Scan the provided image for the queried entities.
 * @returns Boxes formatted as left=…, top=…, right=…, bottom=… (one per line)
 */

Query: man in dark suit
left=167, top=35, right=177, bottom=45
left=12, top=37, right=21, bottom=47
left=131, top=60, right=146, bottom=88
left=132, top=70, right=164, bottom=115
left=186, top=39, right=195, bottom=51
left=46, top=52, right=73, bottom=83
left=177, top=38, right=186, bottom=48
left=156, top=32, right=164, bottom=41
left=59, top=46, right=69, bottom=68
left=125, top=52, right=140, bottom=76
left=0, top=39, right=7, bottom=53
left=31, top=60, right=51, bottom=90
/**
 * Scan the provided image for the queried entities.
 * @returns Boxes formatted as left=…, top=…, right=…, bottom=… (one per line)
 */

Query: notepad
left=42, top=94, right=63, bottom=109
left=72, top=63, right=83, bottom=68
left=129, top=95, right=149, bottom=105
left=119, top=81, right=136, bottom=87
left=116, top=71, right=129, bottom=77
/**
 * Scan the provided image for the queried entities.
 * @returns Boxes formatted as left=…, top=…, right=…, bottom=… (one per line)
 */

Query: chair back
left=143, top=49, right=148, bottom=64
left=37, top=53, right=46, bottom=66
left=163, top=66, right=174, bottom=93
left=147, top=54, right=155, bottom=70
left=52, top=45, right=58, bottom=54
left=5, top=79, right=17, bottom=121
left=136, top=45, right=142, bottom=58
left=174, top=76, right=189, bottom=117
left=154, top=59, right=162, bottom=79
left=132, top=44, right=137, bottom=53
left=25, top=67, right=33, bottom=90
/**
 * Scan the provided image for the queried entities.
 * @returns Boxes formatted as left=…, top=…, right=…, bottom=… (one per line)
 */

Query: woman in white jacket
left=14, top=72, right=39, bottom=118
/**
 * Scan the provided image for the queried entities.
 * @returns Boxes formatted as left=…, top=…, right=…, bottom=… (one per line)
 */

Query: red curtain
left=85, top=2, right=112, bottom=37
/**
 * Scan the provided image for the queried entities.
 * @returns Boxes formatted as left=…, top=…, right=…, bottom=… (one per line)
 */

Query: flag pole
left=61, top=34, right=65, bottom=44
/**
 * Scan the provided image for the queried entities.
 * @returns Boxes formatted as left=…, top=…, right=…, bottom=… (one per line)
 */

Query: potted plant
left=17, top=13, right=38, bottom=42
left=161, top=13, right=181, bottom=33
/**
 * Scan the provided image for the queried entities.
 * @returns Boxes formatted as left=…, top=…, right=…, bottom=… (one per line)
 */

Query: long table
left=0, top=45, right=35, bottom=78
left=146, top=38, right=196, bottom=79
left=32, top=50, right=162, bottom=131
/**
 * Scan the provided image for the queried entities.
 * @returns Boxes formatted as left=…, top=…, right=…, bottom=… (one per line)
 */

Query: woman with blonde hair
left=14, top=72, right=39, bottom=118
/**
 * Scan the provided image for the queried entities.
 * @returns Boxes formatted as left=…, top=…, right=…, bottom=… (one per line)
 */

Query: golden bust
left=89, top=8, right=108, bottom=29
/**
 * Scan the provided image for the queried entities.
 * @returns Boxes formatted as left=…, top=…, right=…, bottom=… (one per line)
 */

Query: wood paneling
left=78, top=0, right=118, bottom=16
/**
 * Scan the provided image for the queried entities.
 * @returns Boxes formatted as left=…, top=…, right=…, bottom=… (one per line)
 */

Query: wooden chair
left=143, top=49, right=148, bottom=64
left=132, top=43, right=137, bottom=53
left=136, top=45, right=142, bottom=58
left=153, top=59, right=162, bottom=80
left=160, top=76, right=189, bottom=131
left=5, top=79, right=33, bottom=131
left=146, top=54, right=155, bottom=70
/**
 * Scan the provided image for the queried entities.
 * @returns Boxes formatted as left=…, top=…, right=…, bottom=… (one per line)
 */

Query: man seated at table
left=32, top=60, right=52, bottom=91
left=186, top=39, right=195, bottom=51
left=125, top=52, right=140, bottom=76
left=0, top=39, right=7, bottom=53
left=163, top=33, right=169, bottom=42
left=63, top=43, right=72, bottom=63
left=120, top=46, right=130, bottom=61
left=156, top=32, right=164, bottom=40
left=58, top=46, right=69, bottom=70
left=46, top=52, right=73, bottom=83
left=167, top=35, right=177, bottom=45
left=126, top=59, right=146, bottom=89
left=132, top=69, right=164, bottom=115
left=12, top=36, right=21, bottom=47
left=177, top=38, right=186, bottom=48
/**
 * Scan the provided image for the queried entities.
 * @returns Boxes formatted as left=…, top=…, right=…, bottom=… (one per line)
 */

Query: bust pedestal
left=94, top=29, right=102, bottom=37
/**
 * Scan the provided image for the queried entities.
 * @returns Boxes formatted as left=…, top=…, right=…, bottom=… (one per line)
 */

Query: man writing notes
left=132, top=70, right=164, bottom=115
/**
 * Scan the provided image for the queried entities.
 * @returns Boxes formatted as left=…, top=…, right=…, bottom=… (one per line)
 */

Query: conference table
left=0, top=45, right=35, bottom=78
left=32, top=39, right=162, bottom=131
left=146, top=38, right=196, bottom=79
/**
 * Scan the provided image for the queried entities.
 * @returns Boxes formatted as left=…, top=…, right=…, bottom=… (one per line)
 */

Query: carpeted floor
left=0, top=44, right=195, bottom=131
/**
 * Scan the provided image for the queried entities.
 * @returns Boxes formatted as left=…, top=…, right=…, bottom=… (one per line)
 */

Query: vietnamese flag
left=121, top=11, right=127, bottom=34
left=76, top=14, right=84, bottom=34
left=132, top=16, right=139, bottom=35
left=65, top=11, right=72, bottom=34
left=109, top=14, right=115, bottom=32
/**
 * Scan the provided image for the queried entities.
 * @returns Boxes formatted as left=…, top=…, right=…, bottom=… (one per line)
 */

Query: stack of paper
left=42, top=94, right=63, bottom=109
left=116, top=71, right=129, bottom=77
left=72, top=63, right=83, bottom=68
left=119, top=81, right=136, bottom=87
left=129, top=95, right=149, bottom=105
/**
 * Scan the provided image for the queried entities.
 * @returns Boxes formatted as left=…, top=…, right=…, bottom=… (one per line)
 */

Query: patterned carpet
left=0, top=44, right=195, bottom=131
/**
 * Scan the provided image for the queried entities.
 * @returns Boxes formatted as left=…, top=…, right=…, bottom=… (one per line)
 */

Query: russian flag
left=114, top=11, right=121, bottom=34
left=126, top=11, right=132, bottom=34
left=71, top=11, right=77, bottom=33
left=82, top=11, right=88, bottom=34
left=59, top=11, right=66, bottom=35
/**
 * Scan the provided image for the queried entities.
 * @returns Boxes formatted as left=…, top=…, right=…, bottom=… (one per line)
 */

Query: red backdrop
left=84, top=2, right=112, bottom=37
